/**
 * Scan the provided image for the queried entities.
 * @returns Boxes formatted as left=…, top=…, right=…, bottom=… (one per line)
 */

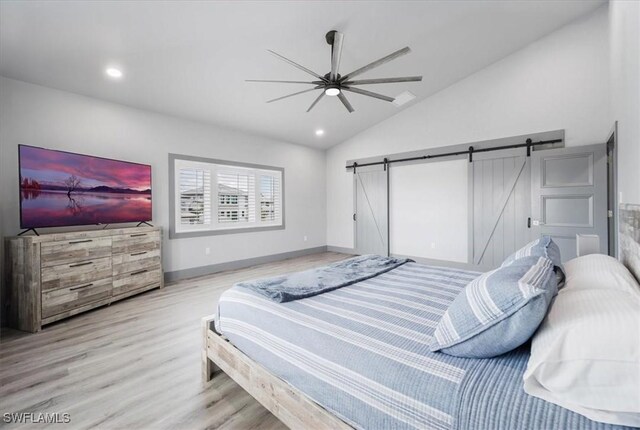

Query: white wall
left=0, top=77, right=327, bottom=275
left=327, top=6, right=611, bottom=260
left=390, top=160, right=468, bottom=262
left=610, top=0, right=640, bottom=205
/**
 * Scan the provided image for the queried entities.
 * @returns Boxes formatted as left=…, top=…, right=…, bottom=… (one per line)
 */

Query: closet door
left=531, top=144, right=607, bottom=262
left=470, top=149, right=531, bottom=269
left=354, top=166, right=389, bottom=256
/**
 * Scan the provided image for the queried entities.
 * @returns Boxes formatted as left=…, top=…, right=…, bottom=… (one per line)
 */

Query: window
left=217, top=171, right=253, bottom=223
left=260, top=175, right=281, bottom=221
left=170, top=154, right=284, bottom=238
left=179, top=168, right=211, bottom=225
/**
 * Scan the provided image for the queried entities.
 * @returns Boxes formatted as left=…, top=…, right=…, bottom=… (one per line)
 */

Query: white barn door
left=354, top=166, right=389, bottom=256
left=470, top=149, right=531, bottom=269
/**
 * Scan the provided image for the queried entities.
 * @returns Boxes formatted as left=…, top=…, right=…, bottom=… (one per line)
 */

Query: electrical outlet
left=303, top=236, right=308, bottom=242
left=430, top=242, right=436, bottom=249
left=205, top=247, right=211, bottom=255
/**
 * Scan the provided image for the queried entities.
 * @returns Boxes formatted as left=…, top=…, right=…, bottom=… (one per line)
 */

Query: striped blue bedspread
left=216, top=262, right=630, bottom=430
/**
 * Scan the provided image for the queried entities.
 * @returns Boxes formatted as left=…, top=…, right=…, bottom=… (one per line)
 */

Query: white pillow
left=563, top=253, right=640, bottom=295
left=524, top=256, right=640, bottom=427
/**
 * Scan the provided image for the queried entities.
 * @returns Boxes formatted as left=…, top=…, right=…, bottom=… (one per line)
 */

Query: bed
left=202, top=204, right=640, bottom=430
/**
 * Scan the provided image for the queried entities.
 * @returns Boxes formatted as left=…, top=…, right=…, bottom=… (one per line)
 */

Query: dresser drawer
left=112, top=249, right=161, bottom=276
left=41, top=237, right=112, bottom=267
left=112, top=231, right=160, bottom=254
left=41, top=278, right=112, bottom=319
left=41, top=257, right=112, bottom=292
left=113, top=267, right=162, bottom=297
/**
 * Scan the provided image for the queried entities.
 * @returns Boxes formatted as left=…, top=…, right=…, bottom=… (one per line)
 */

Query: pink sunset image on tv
left=19, top=145, right=152, bottom=228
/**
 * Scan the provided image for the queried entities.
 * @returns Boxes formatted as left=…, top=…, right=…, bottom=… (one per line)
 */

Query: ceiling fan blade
left=329, top=32, right=344, bottom=82
left=246, top=79, right=323, bottom=84
left=337, top=92, right=355, bottom=113
left=266, top=87, right=320, bottom=103
left=342, top=86, right=394, bottom=102
left=268, top=50, right=328, bottom=82
left=340, top=46, right=411, bottom=82
left=342, top=76, right=422, bottom=85
left=306, top=91, right=326, bottom=112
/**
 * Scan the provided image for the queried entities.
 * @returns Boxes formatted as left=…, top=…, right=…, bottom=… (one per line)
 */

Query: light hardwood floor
left=0, top=252, right=350, bottom=430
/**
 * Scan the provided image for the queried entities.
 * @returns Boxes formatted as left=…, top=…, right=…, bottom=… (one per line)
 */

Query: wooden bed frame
left=201, top=315, right=353, bottom=429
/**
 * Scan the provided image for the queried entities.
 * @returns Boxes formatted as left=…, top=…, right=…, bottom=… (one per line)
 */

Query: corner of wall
left=609, top=0, right=640, bottom=205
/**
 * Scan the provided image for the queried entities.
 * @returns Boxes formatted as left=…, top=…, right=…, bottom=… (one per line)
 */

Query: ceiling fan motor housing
left=324, top=72, right=341, bottom=82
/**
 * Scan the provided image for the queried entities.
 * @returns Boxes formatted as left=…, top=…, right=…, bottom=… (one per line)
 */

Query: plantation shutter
left=260, top=174, right=282, bottom=223
left=179, top=168, right=211, bottom=226
left=216, top=170, right=256, bottom=224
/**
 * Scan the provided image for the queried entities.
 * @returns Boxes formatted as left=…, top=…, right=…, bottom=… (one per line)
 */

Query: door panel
left=471, top=149, right=531, bottom=269
left=354, top=167, right=389, bottom=256
left=542, top=195, right=593, bottom=226
left=542, top=153, right=593, bottom=186
left=531, top=144, right=607, bottom=261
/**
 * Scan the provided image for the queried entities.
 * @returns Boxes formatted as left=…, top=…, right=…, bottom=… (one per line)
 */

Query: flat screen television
left=19, top=145, right=152, bottom=228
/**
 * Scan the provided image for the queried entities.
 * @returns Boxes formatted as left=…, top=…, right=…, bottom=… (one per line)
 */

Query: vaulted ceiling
left=0, top=1, right=604, bottom=148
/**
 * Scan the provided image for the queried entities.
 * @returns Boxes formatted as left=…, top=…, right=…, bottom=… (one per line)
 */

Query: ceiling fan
left=247, top=30, right=422, bottom=113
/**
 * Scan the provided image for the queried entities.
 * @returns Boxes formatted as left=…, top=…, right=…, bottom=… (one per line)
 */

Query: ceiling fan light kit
left=325, top=85, right=340, bottom=96
left=248, top=30, right=423, bottom=113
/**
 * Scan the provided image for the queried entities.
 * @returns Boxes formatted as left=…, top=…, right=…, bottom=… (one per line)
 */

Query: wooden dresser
left=5, top=226, right=163, bottom=332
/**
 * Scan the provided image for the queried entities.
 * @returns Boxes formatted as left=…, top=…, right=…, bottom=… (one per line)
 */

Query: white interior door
left=470, top=149, right=531, bottom=269
left=531, top=144, right=607, bottom=261
left=354, top=166, right=389, bottom=256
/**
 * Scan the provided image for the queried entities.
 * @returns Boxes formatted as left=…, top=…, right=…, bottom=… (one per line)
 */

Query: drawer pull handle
left=130, top=233, right=147, bottom=237
left=69, top=261, right=93, bottom=268
left=70, top=283, right=93, bottom=291
left=131, top=251, right=147, bottom=256
left=69, top=239, right=93, bottom=244
left=131, top=269, right=148, bottom=276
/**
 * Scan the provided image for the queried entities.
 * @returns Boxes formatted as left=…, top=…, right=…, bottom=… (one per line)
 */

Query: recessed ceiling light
left=315, top=129, right=325, bottom=136
left=324, top=87, right=340, bottom=96
left=105, top=67, right=123, bottom=79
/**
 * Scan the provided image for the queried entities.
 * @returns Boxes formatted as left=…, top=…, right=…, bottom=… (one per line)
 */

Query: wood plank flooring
left=0, top=252, right=350, bottom=430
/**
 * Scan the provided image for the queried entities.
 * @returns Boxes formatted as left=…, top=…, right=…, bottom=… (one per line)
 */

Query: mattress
left=216, top=262, right=631, bottom=430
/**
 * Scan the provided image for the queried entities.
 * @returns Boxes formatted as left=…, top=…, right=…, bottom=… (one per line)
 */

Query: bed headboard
left=620, top=204, right=640, bottom=282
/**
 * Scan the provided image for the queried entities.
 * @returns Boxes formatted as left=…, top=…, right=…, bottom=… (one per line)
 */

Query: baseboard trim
left=391, top=253, right=481, bottom=271
left=163, top=246, right=479, bottom=284
left=164, top=246, right=329, bottom=283
left=325, top=247, right=478, bottom=271
left=326, top=246, right=357, bottom=254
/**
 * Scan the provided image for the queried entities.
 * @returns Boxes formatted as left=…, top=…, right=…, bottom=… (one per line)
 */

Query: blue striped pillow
left=503, top=236, right=565, bottom=288
left=430, top=256, right=557, bottom=358
left=501, top=236, right=563, bottom=270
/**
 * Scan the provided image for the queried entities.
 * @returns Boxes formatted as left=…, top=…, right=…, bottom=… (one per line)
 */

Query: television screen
left=19, top=145, right=152, bottom=228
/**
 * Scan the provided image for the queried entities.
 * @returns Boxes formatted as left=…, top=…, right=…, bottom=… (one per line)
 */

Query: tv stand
left=136, top=221, right=153, bottom=227
left=17, top=228, right=39, bottom=236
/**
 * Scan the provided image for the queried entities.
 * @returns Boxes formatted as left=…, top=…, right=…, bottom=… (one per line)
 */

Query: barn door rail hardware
left=345, top=138, right=563, bottom=170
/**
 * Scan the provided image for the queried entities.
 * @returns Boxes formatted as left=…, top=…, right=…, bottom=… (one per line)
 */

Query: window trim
left=169, top=153, right=285, bottom=239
